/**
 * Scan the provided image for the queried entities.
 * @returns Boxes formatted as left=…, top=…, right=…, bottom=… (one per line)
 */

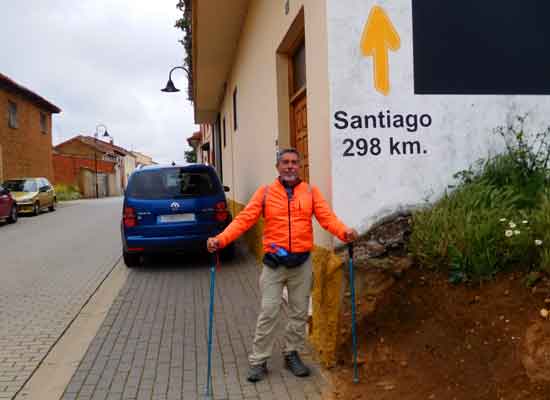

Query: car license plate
left=158, top=213, right=195, bottom=223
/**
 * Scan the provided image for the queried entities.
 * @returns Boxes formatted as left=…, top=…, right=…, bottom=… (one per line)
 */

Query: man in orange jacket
left=207, top=148, right=358, bottom=382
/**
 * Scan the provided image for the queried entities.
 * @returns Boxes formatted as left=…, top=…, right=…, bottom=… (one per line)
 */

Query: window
left=40, top=112, right=48, bottom=133
left=232, top=87, right=238, bottom=131
left=7, top=101, right=17, bottom=129
left=4, top=179, right=38, bottom=192
left=126, top=168, right=218, bottom=199
left=292, top=41, right=307, bottom=94
left=222, top=117, right=227, bottom=148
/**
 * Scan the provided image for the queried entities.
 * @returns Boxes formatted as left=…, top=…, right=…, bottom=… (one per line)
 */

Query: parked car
left=3, top=177, right=56, bottom=215
left=121, top=164, right=234, bottom=267
left=0, top=184, right=18, bottom=223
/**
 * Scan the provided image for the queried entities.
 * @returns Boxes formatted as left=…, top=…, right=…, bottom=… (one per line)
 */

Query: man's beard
left=280, top=173, right=298, bottom=182
left=279, top=173, right=300, bottom=188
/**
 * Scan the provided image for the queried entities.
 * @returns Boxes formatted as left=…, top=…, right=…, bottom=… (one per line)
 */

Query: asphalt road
left=0, top=197, right=123, bottom=400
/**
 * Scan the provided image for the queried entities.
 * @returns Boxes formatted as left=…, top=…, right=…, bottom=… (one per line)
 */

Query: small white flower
left=505, top=230, right=514, bottom=237
left=509, top=222, right=517, bottom=228
left=535, top=240, right=543, bottom=246
left=522, top=220, right=529, bottom=224
left=514, top=230, right=521, bottom=235
left=500, top=218, right=507, bottom=222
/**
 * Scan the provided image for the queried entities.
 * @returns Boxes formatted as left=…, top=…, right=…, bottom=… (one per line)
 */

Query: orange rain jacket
left=215, top=179, right=349, bottom=253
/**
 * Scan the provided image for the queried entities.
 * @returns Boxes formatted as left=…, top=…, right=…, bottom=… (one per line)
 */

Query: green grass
left=54, top=184, right=81, bottom=201
left=410, top=154, right=550, bottom=283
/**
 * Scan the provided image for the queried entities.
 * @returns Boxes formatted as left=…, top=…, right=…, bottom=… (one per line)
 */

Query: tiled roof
left=55, top=135, right=130, bottom=156
left=0, top=73, right=61, bottom=113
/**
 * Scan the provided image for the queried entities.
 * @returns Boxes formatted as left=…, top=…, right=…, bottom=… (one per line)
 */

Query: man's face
left=277, top=152, right=300, bottom=183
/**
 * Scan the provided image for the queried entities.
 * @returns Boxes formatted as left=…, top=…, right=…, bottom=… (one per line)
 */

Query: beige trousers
left=248, top=257, right=313, bottom=366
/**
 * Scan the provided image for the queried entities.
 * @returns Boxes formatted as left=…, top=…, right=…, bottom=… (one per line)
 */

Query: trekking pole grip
left=347, top=242, right=354, bottom=261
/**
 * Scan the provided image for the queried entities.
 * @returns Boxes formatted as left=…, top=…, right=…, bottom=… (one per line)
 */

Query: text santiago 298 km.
left=334, top=110, right=432, bottom=157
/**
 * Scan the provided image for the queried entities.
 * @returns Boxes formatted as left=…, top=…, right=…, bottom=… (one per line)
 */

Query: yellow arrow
left=360, top=6, right=401, bottom=96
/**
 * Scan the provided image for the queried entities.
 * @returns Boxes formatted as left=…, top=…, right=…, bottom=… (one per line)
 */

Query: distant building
left=52, top=151, right=116, bottom=197
left=0, top=73, right=61, bottom=182
left=131, top=151, right=155, bottom=168
left=186, top=128, right=214, bottom=166
left=54, top=135, right=127, bottom=197
left=186, top=130, right=202, bottom=163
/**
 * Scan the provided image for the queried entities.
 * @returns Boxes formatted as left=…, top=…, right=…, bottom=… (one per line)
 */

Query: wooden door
left=289, top=39, right=309, bottom=182
left=291, top=93, right=309, bottom=182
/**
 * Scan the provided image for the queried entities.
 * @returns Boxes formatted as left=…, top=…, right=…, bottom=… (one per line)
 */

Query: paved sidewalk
left=60, top=245, right=326, bottom=400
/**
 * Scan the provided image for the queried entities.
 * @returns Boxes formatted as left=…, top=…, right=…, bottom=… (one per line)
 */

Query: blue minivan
left=121, top=164, right=234, bottom=267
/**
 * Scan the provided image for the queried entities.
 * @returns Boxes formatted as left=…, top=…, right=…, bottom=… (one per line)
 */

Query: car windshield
left=126, top=168, right=218, bottom=200
left=3, top=180, right=37, bottom=192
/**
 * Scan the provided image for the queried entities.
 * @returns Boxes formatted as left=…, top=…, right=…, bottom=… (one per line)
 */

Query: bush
left=54, top=184, right=81, bottom=201
left=410, top=116, right=550, bottom=283
left=410, top=182, right=522, bottom=282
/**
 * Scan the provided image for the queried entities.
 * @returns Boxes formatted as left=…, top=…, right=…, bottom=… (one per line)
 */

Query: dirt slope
left=325, top=267, right=550, bottom=400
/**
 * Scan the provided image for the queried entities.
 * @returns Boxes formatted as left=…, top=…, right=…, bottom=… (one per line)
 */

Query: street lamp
left=161, top=66, right=189, bottom=93
left=94, top=124, right=110, bottom=199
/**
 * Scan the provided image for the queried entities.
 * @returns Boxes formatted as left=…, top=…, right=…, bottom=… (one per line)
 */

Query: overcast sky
left=1, top=1, right=196, bottom=165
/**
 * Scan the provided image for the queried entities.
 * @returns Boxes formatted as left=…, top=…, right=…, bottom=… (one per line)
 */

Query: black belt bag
left=262, top=252, right=310, bottom=269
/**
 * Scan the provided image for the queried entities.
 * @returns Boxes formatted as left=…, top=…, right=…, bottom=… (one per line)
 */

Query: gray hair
left=276, top=148, right=301, bottom=164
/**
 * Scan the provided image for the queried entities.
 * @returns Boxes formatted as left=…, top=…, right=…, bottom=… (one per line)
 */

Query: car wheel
left=7, top=205, right=17, bottom=224
left=33, top=202, right=40, bottom=216
left=49, top=198, right=56, bottom=212
left=221, top=243, right=236, bottom=261
left=123, top=252, right=141, bottom=268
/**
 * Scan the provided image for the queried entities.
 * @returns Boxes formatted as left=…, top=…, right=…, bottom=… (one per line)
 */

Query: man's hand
left=343, top=228, right=359, bottom=243
left=207, top=237, right=220, bottom=253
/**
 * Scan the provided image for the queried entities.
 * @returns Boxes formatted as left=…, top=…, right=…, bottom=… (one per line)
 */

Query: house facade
left=131, top=151, right=155, bottom=168
left=191, top=0, right=550, bottom=364
left=122, top=150, right=136, bottom=188
left=186, top=131, right=202, bottom=163
left=0, top=73, right=61, bottom=182
left=54, top=135, right=126, bottom=197
left=52, top=151, right=116, bottom=197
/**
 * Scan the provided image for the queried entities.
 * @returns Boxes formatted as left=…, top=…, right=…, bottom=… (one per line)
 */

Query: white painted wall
left=123, top=154, right=136, bottom=188
left=326, top=0, right=550, bottom=235
left=216, top=0, right=334, bottom=247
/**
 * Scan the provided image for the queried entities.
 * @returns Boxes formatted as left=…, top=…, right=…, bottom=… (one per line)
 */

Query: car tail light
left=127, top=247, right=144, bottom=252
left=123, top=206, right=137, bottom=228
left=214, top=201, right=229, bottom=222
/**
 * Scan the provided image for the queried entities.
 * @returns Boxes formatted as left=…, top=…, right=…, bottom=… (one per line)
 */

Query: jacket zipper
left=287, top=195, right=292, bottom=252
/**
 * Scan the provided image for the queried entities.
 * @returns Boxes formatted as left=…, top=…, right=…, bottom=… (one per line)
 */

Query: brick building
left=54, top=135, right=126, bottom=197
left=53, top=153, right=115, bottom=186
left=0, top=73, right=61, bottom=182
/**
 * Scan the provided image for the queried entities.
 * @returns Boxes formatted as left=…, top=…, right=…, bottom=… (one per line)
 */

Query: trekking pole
left=205, top=251, right=219, bottom=399
left=348, top=242, right=360, bottom=384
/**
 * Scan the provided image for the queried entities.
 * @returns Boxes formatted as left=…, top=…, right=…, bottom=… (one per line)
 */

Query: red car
left=0, top=184, right=18, bottom=224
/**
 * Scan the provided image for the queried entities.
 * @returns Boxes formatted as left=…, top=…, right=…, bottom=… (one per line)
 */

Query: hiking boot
left=247, top=362, right=268, bottom=382
left=284, top=351, right=311, bottom=377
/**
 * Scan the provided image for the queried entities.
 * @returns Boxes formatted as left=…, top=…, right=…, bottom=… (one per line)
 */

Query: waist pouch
left=263, top=251, right=310, bottom=269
